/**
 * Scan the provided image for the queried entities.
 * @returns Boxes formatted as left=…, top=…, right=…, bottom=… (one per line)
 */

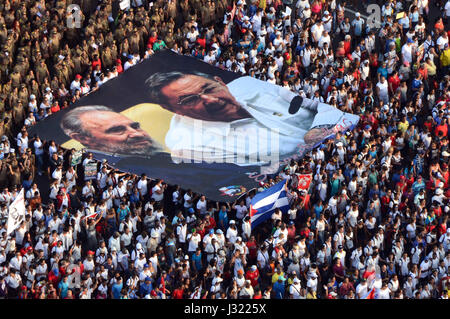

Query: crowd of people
left=0, top=0, right=449, bottom=299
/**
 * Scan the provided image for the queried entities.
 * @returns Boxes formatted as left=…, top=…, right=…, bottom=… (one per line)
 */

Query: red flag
left=161, top=275, right=166, bottom=295
left=296, top=174, right=313, bottom=192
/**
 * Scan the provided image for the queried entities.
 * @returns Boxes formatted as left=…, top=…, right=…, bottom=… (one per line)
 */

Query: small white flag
left=7, top=189, right=25, bottom=236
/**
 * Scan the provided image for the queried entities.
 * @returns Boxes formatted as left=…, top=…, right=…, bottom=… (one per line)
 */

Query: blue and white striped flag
left=250, top=180, right=290, bottom=229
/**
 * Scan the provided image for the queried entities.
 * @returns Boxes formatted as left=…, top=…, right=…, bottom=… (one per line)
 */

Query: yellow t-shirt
left=272, top=272, right=285, bottom=284
left=398, top=121, right=409, bottom=133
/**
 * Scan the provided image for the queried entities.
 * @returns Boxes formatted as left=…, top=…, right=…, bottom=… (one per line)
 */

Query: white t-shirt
left=196, top=200, right=207, bottom=215
left=151, top=185, right=164, bottom=201
left=184, top=193, right=192, bottom=208
left=187, top=233, right=201, bottom=252
left=376, top=81, right=389, bottom=99
left=137, top=179, right=148, bottom=196
left=401, top=44, right=413, bottom=63
left=311, top=23, right=324, bottom=42
left=235, top=205, right=248, bottom=220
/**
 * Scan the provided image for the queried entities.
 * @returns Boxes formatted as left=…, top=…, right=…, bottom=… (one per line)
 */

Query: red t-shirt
left=418, top=67, right=428, bottom=80
left=388, top=74, right=400, bottom=93
left=50, top=105, right=60, bottom=113
left=147, top=36, right=157, bottom=48
left=172, top=288, right=184, bottom=299
left=92, top=59, right=101, bottom=70
left=246, top=240, right=257, bottom=259
left=245, top=270, right=260, bottom=287
left=435, top=124, right=448, bottom=137
left=196, top=38, right=206, bottom=49
left=311, top=2, right=322, bottom=14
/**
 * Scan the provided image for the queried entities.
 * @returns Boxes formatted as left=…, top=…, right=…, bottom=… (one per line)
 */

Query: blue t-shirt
left=314, top=204, right=323, bottom=219
left=411, top=78, right=422, bottom=90
left=118, top=207, right=130, bottom=222
left=273, top=281, right=285, bottom=299
left=218, top=210, right=228, bottom=229
left=352, top=19, right=364, bottom=36
left=377, top=67, right=388, bottom=80
left=192, top=253, right=203, bottom=271
left=112, top=282, right=123, bottom=299
left=58, top=281, right=69, bottom=298
left=139, top=282, right=152, bottom=297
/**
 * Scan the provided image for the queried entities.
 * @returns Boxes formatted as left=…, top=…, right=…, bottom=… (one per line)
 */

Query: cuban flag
left=250, top=180, right=290, bottom=229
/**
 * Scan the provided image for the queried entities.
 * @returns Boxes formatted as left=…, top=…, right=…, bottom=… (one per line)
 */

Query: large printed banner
left=30, top=51, right=359, bottom=201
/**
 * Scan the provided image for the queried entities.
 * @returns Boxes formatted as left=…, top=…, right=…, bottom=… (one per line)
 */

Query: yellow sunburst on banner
left=61, top=103, right=174, bottom=153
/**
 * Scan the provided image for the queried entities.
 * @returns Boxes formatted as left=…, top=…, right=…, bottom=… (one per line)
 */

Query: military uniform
left=18, top=86, right=29, bottom=106
left=10, top=70, right=21, bottom=89
left=167, top=0, right=178, bottom=20
left=114, top=25, right=126, bottom=44
left=180, top=0, right=190, bottom=22
left=165, top=30, right=176, bottom=49
left=13, top=102, right=25, bottom=128
left=35, top=61, right=49, bottom=84
left=129, top=31, right=141, bottom=54
left=29, top=80, right=40, bottom=101
left=0, top=25, right=7, bottom=45
left=101, top=47, right=113, bottom=70
left=49, top=31, right=62, bottom=56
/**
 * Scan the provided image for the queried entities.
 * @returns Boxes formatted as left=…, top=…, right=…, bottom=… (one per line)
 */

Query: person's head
left=61, top=105, right=163, bottom=156
left=146, top=71, right=247, bottom=122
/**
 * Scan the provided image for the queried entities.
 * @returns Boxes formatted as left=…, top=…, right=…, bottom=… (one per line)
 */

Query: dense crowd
left=0, top=0, right=449, bottom=299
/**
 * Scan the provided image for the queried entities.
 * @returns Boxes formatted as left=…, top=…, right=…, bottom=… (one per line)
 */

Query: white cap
left=30, top=94, right=35, bottom=99
left=355, top=12, right=360, bottom=17
left=336, top=142, right=343, bottom=147
left=230, top=220, right=236, bottom=224
left=436, top=189, right=443, bottom=195
left=324, top=10, right=329, bottom=15
left=236, top=236, right=242, bottom=242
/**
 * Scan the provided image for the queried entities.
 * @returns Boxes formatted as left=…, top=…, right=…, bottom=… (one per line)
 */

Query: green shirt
left=153, top=41, right=167, bottom=52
